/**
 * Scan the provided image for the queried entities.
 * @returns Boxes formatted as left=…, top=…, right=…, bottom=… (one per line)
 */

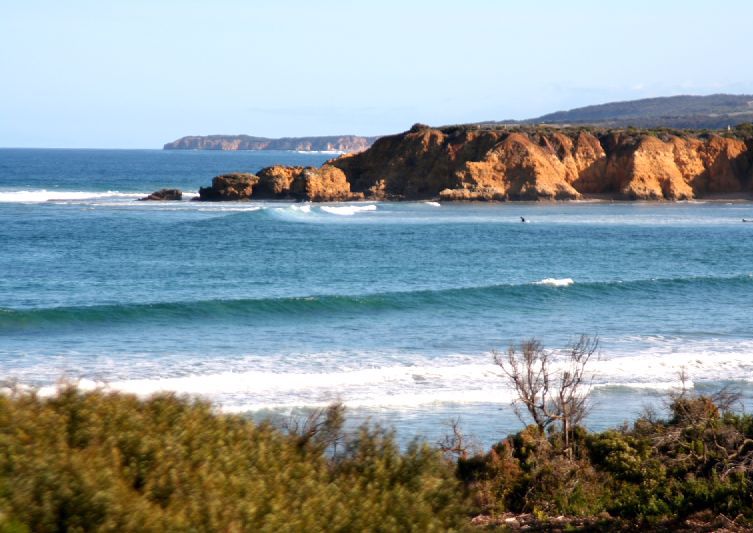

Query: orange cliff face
left=329, top=124, right=753, bottom=201
left=197, top=125, right=753, bottom=202
left=197, top=165, right=361, bottom=202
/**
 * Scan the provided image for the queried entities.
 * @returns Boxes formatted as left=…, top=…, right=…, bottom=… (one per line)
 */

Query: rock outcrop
left=197, top=174, right=258, bottom=201
left=449, top=133, right=582, bottom=200
left=193, top=124, right=753, bottom=202
left=328, top=124, right=753, bottom=201
left=139, top=189, right=182, bottom=201
left=328, top=125, right=595, bottom=200
left=254, top=166, right=301, bottom=197
left=256, top=165, right=361, bottom=201
left=197, top=167, right=361, bottom=202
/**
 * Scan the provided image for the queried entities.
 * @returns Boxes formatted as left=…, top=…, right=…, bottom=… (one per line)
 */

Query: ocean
left=2, top=148, right=752, bottom=447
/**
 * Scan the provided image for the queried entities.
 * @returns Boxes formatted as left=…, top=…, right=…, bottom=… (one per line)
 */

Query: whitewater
left=1, top=148, right=753, bottom=445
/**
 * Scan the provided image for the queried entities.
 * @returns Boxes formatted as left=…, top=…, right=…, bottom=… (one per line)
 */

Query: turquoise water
left=2, top=148, right=753, bottom=445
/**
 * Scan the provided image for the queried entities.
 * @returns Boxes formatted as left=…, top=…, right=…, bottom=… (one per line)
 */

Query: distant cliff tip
left=163, top=134, right=379, bottom=153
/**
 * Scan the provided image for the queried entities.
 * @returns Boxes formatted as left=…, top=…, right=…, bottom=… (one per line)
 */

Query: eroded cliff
left=197, top=166, right=360, bottom=202
left=197, top=124, right=753, bottom=201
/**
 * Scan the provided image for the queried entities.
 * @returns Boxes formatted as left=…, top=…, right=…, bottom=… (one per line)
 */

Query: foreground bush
left=2, top=383, right=752, bottom=531
left=459, top=393, right=753, bottom=525
left=0, top=387, right=465, bottom=532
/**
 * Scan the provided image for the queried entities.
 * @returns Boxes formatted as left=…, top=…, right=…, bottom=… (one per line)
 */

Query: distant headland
left=163, top=134, right=379, bottom=153
left=163, top=94, right=753, bottom=154
left=175, top=122, right=753, bottom=203
left=149, top=95, right=753, bottom=203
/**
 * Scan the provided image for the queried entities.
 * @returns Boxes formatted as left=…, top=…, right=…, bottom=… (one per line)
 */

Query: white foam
left=320, top=204, right=378, bottom=216
left=195, top=206, right=263, bottom=212
left=0, top=190, right=145, bottom=203
left=533, top=277, right=574, bottom=287
left=592, top=339, right=753, bottom=385
left=287, top=204, right=311, bottom=213
left=222, top=389, right=514, bottom=412
left=23, top=338, right=753, bottom=414
left=423, top=201, right=441, bottom=207
left=35, top=361, right=515, bottom=409
left=266, top=204, right=310, bottom=218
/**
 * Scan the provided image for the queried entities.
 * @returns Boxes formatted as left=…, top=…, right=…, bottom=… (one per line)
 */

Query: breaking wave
left=31, top=340, right=753, bottom=412
left=0, top=189, right=146, bottom=203
left=533, top=278, right=575, bottom=287
left=2, top=274, right=750, bottom=331
left=319, top=204, right=377, bottom=216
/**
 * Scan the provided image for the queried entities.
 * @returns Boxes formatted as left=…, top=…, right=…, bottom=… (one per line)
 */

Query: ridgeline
left=487, top=93, right=753, bottom=129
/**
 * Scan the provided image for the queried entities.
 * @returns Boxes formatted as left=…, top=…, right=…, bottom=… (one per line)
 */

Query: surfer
left=520, top=216, right=526, bottom=223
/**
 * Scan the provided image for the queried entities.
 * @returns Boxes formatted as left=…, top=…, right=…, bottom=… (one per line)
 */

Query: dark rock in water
left=139, top=188, right=183, bottom=201
left=197, top=173, right=258, bottom=201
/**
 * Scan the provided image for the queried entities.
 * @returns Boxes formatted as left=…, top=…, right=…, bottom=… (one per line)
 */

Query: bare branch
left=438, top=417, right=474, bottom=460
left=711, top=385, right=743, bottom=414
left=283, top=402, right=346, bottom=456
left=494, top=335, right=600, bottom=457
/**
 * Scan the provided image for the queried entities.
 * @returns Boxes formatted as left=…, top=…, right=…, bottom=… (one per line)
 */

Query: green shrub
left=3, top=384, right=753, bottom=529
left=459, top=399, right=753, bottom=523
left=0, top=387, right=465, bottom=532
left=588, top=430, right=652, bottom=482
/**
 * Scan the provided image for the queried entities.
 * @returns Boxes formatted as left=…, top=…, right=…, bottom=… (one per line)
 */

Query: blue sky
left=1, top=0, right=752, bottom=148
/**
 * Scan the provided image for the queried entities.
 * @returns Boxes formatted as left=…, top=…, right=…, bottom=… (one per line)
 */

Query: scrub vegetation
left=1, top=339, right=751, bottom=531
left=0, top=387, right=463, bottom=532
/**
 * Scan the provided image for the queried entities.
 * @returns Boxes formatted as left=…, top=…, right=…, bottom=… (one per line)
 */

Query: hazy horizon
left=2, top=0, right=753, bottom=149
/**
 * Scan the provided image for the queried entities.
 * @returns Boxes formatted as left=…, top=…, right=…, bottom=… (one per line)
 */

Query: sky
left=1, top=0, right=752, bottom=148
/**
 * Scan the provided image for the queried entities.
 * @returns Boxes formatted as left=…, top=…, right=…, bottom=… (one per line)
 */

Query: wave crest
left=320, top=204, right=377, bottom=216
left=2, top=274, right=750, bottom=331
left=29, top=341, right=753, bottom=411
left=0, top=190, right=145, bottom=203
left=533, top=278, right=575, bottom=287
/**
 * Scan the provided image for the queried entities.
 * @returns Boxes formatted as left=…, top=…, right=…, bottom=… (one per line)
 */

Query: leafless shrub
left=283, top=402, right=346, bottom=456
left=667, top=367, right=742, bottom=425
left=493, top=335, right=599, bottom=455
left=438, top=417, right=478, bottom=460
left=710, top=385, right=744, bottom=414
left=639, top=403, right=660, bottom=425
left=652, top=368, right=751, bottom=479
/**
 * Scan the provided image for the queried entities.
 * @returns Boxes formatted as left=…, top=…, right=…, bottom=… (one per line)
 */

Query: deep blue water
left=2, top=148, right=753, bottom=445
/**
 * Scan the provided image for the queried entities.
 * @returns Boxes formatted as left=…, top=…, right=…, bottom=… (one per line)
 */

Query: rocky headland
left=194, top=123, right=753, bottom=202
left=164, top=134, right=378, bottom=153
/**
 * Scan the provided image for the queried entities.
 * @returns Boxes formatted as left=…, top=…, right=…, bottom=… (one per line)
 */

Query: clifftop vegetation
left=484, top=94, right=753, bottom=130
left=438, top=121, right=753, bottom=143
